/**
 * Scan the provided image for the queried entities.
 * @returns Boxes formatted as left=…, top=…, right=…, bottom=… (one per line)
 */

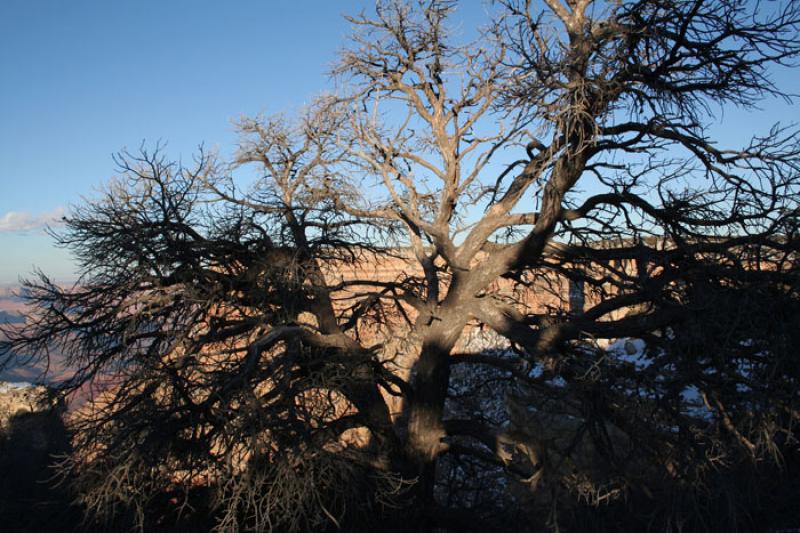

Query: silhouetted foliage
left=2, top=0, right=800, bottom=531
left=0, top=398, right=81, bottom=532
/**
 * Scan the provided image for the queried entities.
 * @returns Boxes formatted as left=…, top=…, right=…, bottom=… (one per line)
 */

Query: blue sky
left=0, top=1, right=797, bottom=284
left=0, top=0, right=379, bottom=283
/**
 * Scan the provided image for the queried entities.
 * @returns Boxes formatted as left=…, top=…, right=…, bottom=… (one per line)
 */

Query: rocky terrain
left=0, top=381, right=53, bottom=429
left=1, top=286, right=75, bottom=384
left=0, top=285, right=27, bottom=315
left=0, top=380, right=78, bottom=532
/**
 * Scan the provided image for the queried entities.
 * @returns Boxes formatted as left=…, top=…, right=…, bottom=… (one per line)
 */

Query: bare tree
left=2, top=0, right=800, bottom=531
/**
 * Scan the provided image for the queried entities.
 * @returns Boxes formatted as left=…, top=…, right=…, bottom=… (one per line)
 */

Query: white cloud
left=0, top=207, right=65, bottom=233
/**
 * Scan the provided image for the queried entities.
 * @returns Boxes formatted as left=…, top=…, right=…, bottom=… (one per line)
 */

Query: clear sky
left=0, top=0, right=382, bottom=283
left=0, top=1, right=797, bottom=284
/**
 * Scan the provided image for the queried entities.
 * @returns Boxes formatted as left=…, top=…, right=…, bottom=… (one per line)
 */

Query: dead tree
left=2, top=0, right=800, bottom=531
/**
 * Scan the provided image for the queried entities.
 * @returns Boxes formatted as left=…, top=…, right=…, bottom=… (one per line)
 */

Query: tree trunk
left=404, top=307, right=469, bottom=529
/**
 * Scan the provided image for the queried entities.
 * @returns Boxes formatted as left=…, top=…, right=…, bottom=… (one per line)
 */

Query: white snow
left=606, top=338, right=648, bottom=368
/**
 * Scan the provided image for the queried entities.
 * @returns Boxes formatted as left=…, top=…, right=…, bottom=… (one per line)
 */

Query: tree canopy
left=3, top=0, right=800, bottom=531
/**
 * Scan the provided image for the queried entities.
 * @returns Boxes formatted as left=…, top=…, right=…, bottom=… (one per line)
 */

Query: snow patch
left=606, top=338, right=648, bottom=368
